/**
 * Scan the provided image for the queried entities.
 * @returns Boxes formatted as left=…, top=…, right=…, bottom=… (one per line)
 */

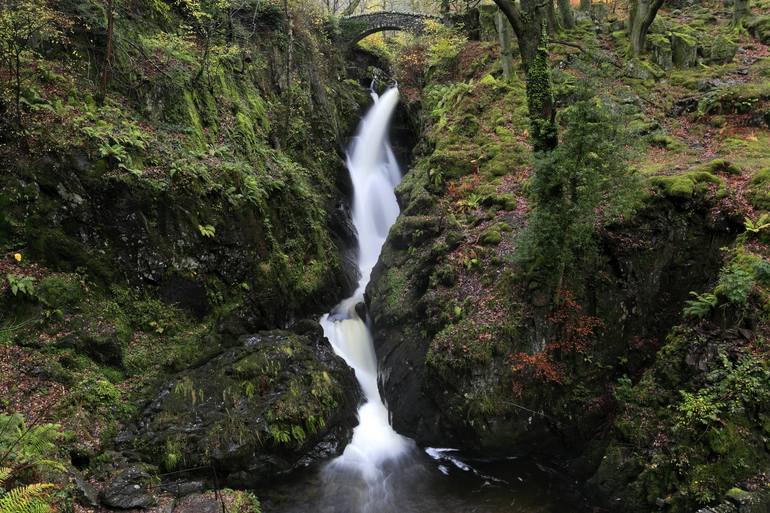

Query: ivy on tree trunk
left=491, top=0, right=557, bottom=151
left=526, top=24, right=557, bottom=152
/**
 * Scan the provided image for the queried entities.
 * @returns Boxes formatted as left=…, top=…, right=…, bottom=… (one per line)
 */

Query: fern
left=0, top=466, right=11, bottom=485
left=0, top=414, right=63, bottom=513
left=0, top=483, right=55, bottom=513
left=683, top=291, right=719, bottom=318
left=0, top=414, right=62, bottom=468
left=744, top=213, right=770, bottom=234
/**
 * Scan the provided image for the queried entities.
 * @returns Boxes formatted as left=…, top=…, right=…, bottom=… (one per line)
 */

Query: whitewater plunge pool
left=259, top=449, right=590, bottom=512
left=257, top=86, right=591, bottom=513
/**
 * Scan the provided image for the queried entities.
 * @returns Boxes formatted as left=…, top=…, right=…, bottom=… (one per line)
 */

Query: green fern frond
left=0, top=483, right=55, bottom=513
left=0, top=467, right=12, bottom=486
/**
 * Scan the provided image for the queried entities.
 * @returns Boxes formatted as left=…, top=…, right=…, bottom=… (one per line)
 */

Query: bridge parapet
left=339, top=11, right=440, bottom=45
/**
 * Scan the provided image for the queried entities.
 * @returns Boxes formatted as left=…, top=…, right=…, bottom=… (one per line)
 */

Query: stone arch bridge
left=339, top=12, right=440, bottom=46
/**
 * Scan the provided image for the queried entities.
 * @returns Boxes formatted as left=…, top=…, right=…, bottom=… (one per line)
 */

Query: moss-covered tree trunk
left=629, top=0, right=665, bottom=56
left=526, top=24, right=557, bottom=152
left=547, top=0, right=560, bottom=33
left=558, top=0, right=576, bottom=29
left=732, top=0, right=751, bottom=26
left=491, top=0, right=557, bottom=150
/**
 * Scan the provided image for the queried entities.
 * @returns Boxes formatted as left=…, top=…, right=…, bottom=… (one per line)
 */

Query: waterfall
left=318, top=87, right=414, bottom=509
left=264, top=86, right=589, bottom=513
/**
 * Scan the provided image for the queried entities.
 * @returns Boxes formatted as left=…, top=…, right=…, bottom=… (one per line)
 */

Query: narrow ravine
left=319, top=86, right=415, bottom=494
left=260, top=87, right=590, bottom=513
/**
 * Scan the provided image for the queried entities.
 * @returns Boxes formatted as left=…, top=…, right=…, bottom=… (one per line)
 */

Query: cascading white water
left=264, top=86, right=590, bottom=513
left=319, top=87, right=414, bottom=504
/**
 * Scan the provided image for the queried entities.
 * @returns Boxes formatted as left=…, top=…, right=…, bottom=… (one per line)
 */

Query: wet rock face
left=19, top=144, right=359, bottom=335
left=127, top=328, right=359, bottom=488
left=99, top=465, right=157, bottom=509
left=369, top=180, right=738, bottom=454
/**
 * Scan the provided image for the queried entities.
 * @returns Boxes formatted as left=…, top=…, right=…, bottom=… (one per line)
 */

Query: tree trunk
left=14, top=51, right=21, bottom=131
left=580, top=0, right=591, bottom=11
left=558, top=0, right=575, bottom=29
left=493, top=0, right=546, bottom=69
left=441, top=0, right=450, bottom=15
left=732, top=0, right=750, bottom=26
left=546, top=0, right=560, bottom=33
left=491, top=0, right=558, bottom=150
left=495, top=10, right=514, bottom=80
left=99, top=0, right=114, bottom=100
left=628, top=0, right=664, bottom=56
left=341, top=0, right=360, bottom=16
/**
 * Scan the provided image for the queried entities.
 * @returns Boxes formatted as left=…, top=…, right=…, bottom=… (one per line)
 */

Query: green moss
left=693, top=158, right=741, bottom=176
left=480, top=228, right=502, bottom=245
left=428, top=144, right=478, bottom=179
left=649, top=171, right=723, bottom=198
left=479, top=222, right=511, bottom=245
left=709, top=35, right=738, bottom=64
left=647, top=132, right=684, bottom=150
left=37, top=274, right=84, bottom=309
left=184, top=91, right=207, bottom=149
left=747, top=168, right=770, bottom=210
left=698, top=82, right=770, bottom=116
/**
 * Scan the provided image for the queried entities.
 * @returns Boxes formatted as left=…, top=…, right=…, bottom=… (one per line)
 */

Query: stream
left=260, top=87, right=590, bottom=513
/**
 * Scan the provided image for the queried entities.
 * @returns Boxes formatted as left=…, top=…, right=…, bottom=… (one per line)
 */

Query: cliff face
left=0, top=0, right=371, bottom=500
left=367, top=14, right=770, bottom=512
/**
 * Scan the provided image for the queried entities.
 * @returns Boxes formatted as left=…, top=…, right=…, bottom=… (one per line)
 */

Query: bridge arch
left=339, top=12, right=440, bottom=46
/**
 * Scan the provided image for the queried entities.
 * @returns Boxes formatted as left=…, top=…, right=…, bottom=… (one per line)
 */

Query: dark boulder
left=99, top=465, right=157, bottom=509
left=128, top=328, right=359, bottom=487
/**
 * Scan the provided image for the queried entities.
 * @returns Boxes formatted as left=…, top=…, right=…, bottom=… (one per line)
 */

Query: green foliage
left=526, top=26, right=557, bottom=152
left=675, top=390, right=723, bottom=429
left=227, top=489, right=261, bottom=513
left=0, top=413, right=64, bottom=513
left=683, top=291, right=718, bottom=318
left=743, top=213, right=770, bottom=234
left=78, top=106, right=148, bottom=175
left=0, top=0, right=69, bottom=131
left=197, top=224, right=216, bottom=238
left=5, top=274, right=35, bottom=298
left=0, top=414, right=63, bottom=472
left=518, top=95, right=638, bottom=287
left=714, top=260, right=754, bottom=307
left=422, top=20, right=467, bottom=80
left=0, top=482, right=55, bottom=513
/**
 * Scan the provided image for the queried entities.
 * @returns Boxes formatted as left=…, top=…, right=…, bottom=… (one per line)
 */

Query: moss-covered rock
left=479, top=222, right=511, bottom=245
left=708, top=35, right=738, bottom=64
left=693, top=158, right=742, bottom=176
left=129, top=328, right=358, bottom=487
left=747, top=167, right=770, bottom=211
left=697, top=82, right=770, bottom=116
left=649, top=170, right=723, bottom=199
left=671, top=32, right=699, bottom=68
left=648, top=34, right=673, bottom=71
left=647, top=132, right=685, bottom=150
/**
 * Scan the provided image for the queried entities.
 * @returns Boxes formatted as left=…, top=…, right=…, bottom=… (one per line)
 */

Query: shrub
left=517, top=95, right=638, bottom=289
